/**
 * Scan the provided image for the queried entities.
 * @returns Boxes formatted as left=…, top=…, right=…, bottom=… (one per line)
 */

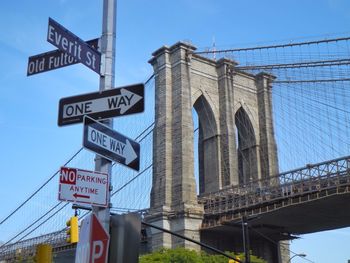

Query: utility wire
left=248, top=226, right=315, bottom=263
left=0, top=202, right=64, bottom=248
left=195, top=36, right=350, bottom=54
left=17, top=203, right=69, bottom=243
left=2, top=122, right=154, bottom=248
left=0, top=148, right=83, bottom=226
left=275, top=78, right=350, bottom=83
left=2, top=37, right=350, bottom=260
left=0, top=74, right=156, bottom=247
left=111, top=164, right=153, bottom=197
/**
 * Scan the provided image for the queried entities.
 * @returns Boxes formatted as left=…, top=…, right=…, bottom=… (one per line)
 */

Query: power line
left=111, top=164, right=153, bottom=197
left=0, top=74, right=156, bottom=246
left=2, top=35, right=350, bottom=262
left=274, top=78, right=350, bottom=84
left=194, top=36, right=350, bottom=54
left=0, top=148, right=83, bottom=226
left=16, top=203, right=69, bottom=244
left=0, top=202, right=65, bottom=248
left=248, top=227, right=315, bottom=263
left=237, top=58, right=350, bottom=70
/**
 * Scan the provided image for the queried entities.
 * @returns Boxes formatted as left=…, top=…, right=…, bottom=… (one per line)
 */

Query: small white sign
left=58, top=167, right=109, bottom=207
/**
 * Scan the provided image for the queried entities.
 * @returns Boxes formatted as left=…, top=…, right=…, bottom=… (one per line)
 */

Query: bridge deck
left=200, top=156, right=350, bottom=240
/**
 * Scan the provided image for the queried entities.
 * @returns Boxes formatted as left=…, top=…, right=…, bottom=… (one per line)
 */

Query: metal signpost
left=58, top=83, right=144, bottom=126
left=83, top=116, right=140, bottom=171
left=92, top=0, right=117, bottom=235
left=47, top=18, right=102, bottom=74
left=27, top=38, right=99, bottom=76
left=58, top=167, right=109, bottom=207
left=27, top=0, right=135, bottom=260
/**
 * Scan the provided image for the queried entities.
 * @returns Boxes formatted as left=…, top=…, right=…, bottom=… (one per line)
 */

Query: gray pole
left=93, top=0, right=116, bottom=232
left=242, top=216, right=251, bottom=263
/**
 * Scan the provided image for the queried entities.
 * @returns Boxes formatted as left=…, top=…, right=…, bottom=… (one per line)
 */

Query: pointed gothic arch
left=235, top=106, right=259, bottom=185
left=193, top=94, right=221, bottom=194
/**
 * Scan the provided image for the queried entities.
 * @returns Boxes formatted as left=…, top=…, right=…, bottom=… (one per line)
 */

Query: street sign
left=58, top=166, right=109, bottom=207
left=58, top=83, right=144, bottom=126
left=75, top=214, right=110, bottom=263
left=27, top=38, right=99, bottom=76
left=83, top=116, right=140, bottom=171
left=47, top=17, right=101, bottom=74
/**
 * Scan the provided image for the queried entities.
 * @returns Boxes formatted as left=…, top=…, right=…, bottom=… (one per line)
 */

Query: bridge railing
left=0, top=229, right=66, bottom=261
left=0, top=208, right=149, bottom=260
left=199, top=156, right=350, bottom=216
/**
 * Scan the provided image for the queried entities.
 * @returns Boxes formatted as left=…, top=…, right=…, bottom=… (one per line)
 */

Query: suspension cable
left=0, top=148, right=83, bottom=226
left=194, top=36, right=350, bottom=54
left=0, top=74, right=156, bottom=245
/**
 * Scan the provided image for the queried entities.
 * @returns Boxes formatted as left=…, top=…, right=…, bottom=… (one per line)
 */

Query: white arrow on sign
left=87, top=126, right=138, bottom=165
left=120, top=88, right=142, bottom=114
left=63, top=88, right=142, bottom=119
left=124, top=139, right=138, bottom=164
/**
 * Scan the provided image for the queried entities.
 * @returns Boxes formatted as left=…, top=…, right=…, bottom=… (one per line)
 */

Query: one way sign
left=83, top=116, right=140, bottom=171
left=58, top=83, right=144, bottom=126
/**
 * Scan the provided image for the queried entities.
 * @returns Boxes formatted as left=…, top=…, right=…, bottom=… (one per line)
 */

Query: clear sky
left=1, top=1, right=350, bottom=262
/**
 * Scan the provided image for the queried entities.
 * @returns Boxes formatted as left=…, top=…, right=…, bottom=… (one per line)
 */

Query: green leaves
left=139, top=247, right=267, bottom=263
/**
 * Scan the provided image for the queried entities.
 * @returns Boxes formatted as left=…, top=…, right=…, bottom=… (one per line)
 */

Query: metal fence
left=0, top=230, right=66, bottom=262
left=200, top=155, right=350, bottom=217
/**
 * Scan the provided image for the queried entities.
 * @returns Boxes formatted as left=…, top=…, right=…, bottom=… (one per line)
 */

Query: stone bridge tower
left=146, top=42, right=279, bottom=257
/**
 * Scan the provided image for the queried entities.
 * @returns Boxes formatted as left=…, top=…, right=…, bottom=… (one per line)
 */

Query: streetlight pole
left=93, top=0, right=116, bottom=232
left=287, top=253, right=307, bottom=263
left=242, top=216, right=251, bottom=263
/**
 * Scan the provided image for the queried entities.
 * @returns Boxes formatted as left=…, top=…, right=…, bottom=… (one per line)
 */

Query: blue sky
left=1, top=0, right=350, bottom=262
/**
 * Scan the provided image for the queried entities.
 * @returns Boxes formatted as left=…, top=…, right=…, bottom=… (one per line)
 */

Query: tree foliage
left=139, top=247, right=267, bottom=263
